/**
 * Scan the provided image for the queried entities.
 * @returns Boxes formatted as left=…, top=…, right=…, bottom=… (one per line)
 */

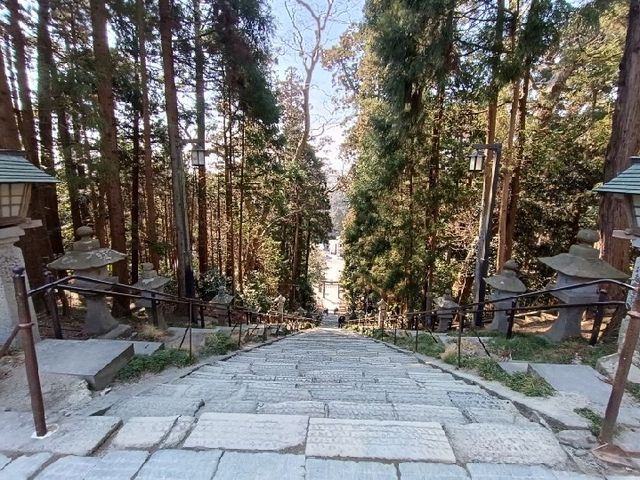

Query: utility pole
left=470, top=143, right=502, bottom=327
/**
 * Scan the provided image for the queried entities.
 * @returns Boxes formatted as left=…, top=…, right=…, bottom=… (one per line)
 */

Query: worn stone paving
left=0, top=326, right=638, bottom=479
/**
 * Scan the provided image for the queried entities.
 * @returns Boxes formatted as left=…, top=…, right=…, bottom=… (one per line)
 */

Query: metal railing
left=346, top=277, right=640, bottom=449
left=2, top=269, right=315, bottom=438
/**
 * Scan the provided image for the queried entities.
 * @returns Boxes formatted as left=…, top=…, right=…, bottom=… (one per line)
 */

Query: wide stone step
left=25, top=452, right=625, bottom=480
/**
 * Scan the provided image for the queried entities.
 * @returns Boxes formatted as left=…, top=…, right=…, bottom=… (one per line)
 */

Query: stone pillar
left=134, top=263, right=171, bottom=330
left=485, top=260, right=526, bottom=334
left=0, top=225, right=40, bottom=346
left=435, top=290, right=458, bottom=333
left=377, top=299, right=387, bottom=330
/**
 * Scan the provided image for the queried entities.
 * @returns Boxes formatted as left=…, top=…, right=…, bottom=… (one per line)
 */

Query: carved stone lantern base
left=85, top=296, right=119, bottom=335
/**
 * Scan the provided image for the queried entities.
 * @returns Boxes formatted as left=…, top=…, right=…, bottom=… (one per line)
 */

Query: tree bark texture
left=599, top=0, right=640, bottom=274
left=89, top=0, right=129, bottom=314
left=159, top=0, right=194, bottom=299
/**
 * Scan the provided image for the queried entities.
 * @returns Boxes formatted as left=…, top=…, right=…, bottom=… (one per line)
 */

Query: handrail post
left=44, top=270, right=62, bottom=339
left=600, top=300, right=640, bottom=444
left=414, top=314, right=419, bottom=352
left=590, top=289, right=607, bottom=346
left=457, top=308, right=464, bottom=369
left=188, top=301, right=193, bottom=360
left=238, top=321, right=243, bottom=348
left=506, top=297, right=517, bottom=339
left=13, top=268, right=47, bottom=437
left=394, top=317, right=397, bottom=345
left=150, top=292, right=158, bottom=327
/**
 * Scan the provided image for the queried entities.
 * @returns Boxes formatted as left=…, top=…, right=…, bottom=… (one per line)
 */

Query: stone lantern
left=377, top=298, right=387, bottom=329
left=485, top=259, right=526, bottom=334
left=212, top=286, right=234, bottom=326
left=133, top=263, right=170, bottom=329
left=0, top=150, right=58, bottom=346
left=272, top=294, right=286, bottom=322
left=47, top=226, right=126, bottom=335
left=435, top=290, right=458, bottom=333
left=539, top=229, right=627, bottom=342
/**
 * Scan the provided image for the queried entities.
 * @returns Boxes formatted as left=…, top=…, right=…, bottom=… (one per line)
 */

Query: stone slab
left=393, top=404, right=467, bottom=424
left=213, top=452, right=305, bottom=480
left=446, top=423, right=568, bottom=466
left=131, top=341, right=164, bottom=355
left=466, top=463, right=556, bottom=480
left=388, top=391, right=452, bottom=406
left=36, top=339, right=134, bottom=390
left=98, top=324, right=133, bottom=339
left=528, top=364, right=612, bottom=405
left=20, top=416, right=122, bottom=456
left=306, top=418, right=456, bottom=462
left=161, top=416, right=196, bottom=448
left=241, top=386, right=312, bottom=402
left=597, top=354, right=640, bottom=384
left=84, top=450, right=149, bottom=480
left=327, top=401, right=395, bottom=420
left=447, top=391, right=513, bottom=410
left=551, top=473, right=603, bottom=480
left=111, top=416, right=178, bottom=449
left=305, top=458, right=397, bottom=480
left=107, top=396, right=203, bottom=419
left=498, top=361, right=530, bottom=375
left=34, top=455, right=99, bottom=480
left=464, top=406, right=531, bottom=425
left=399, top=462, right=470, bottom=479
left=94, top=339, right=164, bottom=356
left=184, top=413, right=308, bottom=451
left=135, top=449, right=222, bottom=480
left=257, top=401, right=326, bottom=417
left=199, top=400, right=258, bottom=414
left=0, top=452, right=53, bottom=480
left=0, top=412, right=42, bottom=451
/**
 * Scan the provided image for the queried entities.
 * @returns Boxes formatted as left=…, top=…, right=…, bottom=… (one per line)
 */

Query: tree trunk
left=89, top=0, right=129, bottom=315
left=131, top=106, right=141, bottom=284
left=0, top=45, right=20, bottom=148
left=8, top=0, right=54, bottom=290
left=57, top=106, right=83, bottom=233
left=194, top=0, right=208, bottom=276
left=496, top=79, right=521, bottom=269
left=37, top=0, right=64, bottom=256
left=503, top=64, right=531, bottom=263
left=224, top=83, right=235, bottom=292
left=599, top=0, right=640, bottom=274
left=238, top=118, right=246, bottom=292
left=159, top=0, right=194, bottom=300
left=137, top=0, right=160, bottom=270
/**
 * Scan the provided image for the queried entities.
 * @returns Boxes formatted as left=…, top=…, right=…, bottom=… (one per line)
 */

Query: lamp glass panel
left=0, top=183, right=29, bottom=223
left=191, top=149, right=206, bottom=167
left=468, top=150, right=485, bottom=172
left=633, top=194, right=640, bottom=228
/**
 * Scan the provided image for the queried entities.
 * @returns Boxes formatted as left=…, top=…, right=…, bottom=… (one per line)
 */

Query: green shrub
left=627, top=382, right=640, bottom=403
left=200, top=332, right=238, bottom=357
left=574, top=407, right=603, bottom=436
left=489, top=335, right=616, bottom=367
left=116, top=349, right=195, bottom=381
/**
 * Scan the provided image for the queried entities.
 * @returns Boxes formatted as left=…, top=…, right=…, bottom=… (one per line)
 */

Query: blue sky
left=269, top=0, right=364, bottom=173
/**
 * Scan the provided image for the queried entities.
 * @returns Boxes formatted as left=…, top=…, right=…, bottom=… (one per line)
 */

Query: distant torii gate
left=321, top=280, right=342, bottom=299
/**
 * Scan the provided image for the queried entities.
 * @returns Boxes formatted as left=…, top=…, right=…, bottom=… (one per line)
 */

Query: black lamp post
left=468, top=143, right=502, bottom=327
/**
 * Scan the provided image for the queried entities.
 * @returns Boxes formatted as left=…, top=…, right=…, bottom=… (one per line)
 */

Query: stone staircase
left=0, top=328, right=636, bottom=479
